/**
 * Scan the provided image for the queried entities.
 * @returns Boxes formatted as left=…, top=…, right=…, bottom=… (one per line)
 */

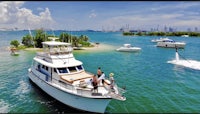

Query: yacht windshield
left=77, top=65, right=83, bottom=71
left=58, top=68, right=68, bottom=73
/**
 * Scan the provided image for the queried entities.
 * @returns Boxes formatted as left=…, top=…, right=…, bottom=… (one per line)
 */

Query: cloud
left=100, top=11, right=200, bottom=31
left=89, top=13, right=97, bottom=18
left=0, top=1, right=55, bottom=30
left=89, top=10, right=97, bottom=18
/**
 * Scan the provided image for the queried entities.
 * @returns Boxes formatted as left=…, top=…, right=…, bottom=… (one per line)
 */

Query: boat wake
left=167, top=52, right=200, bottom=70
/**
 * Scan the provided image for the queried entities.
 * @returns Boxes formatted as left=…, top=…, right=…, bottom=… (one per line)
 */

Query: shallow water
left=1, top=31, right=200, bottom=113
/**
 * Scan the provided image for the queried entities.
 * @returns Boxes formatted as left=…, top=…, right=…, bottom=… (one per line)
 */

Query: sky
left=1, top=1, right=200, bottom=31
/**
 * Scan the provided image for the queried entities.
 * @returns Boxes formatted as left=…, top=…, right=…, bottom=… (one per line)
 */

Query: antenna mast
left=29, top=28, right=35, bottom=48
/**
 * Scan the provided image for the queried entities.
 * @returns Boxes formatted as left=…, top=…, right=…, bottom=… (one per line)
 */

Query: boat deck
left=60, top=71, right=93, bottom=84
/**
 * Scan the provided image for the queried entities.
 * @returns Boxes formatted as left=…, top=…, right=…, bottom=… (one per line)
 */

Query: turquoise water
left=0, top=31, right=200, bottom=113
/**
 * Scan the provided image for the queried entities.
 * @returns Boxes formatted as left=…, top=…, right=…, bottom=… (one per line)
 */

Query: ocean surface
left=0, top=30, right=200, bottom=113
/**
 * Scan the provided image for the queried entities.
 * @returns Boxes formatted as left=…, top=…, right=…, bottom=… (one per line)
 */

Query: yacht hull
left=28, top=69, right=111, bottom=113
left=157, top=42, right=185, bottom=48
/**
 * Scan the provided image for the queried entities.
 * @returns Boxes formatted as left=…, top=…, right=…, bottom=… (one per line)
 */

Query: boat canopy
left=124, top=44, right=131, bottom=47
left=163, top=39, right=175, bottom=42
left=42, top=41, right=73, bottom=53
left=42, top=41, right=71, bottom=46
left=34, top=57, right=83, bottom=68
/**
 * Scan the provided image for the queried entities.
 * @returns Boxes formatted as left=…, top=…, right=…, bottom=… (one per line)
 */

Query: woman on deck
left=92, top=75, right=98, bottom=93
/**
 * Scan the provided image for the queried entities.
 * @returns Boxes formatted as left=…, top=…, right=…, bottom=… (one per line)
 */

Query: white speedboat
left=157, top=39, right=186, bottom=48
left=116, top=44, right=141, bottom=52
left=28, top=37, right=126, bottom=113
left=181, top=35, right=189, bottom=37
left=151, top=37, right=171, bottom=43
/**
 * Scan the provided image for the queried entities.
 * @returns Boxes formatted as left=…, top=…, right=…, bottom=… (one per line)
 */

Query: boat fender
left=166, top=45, right=167, bottom=47
left=28, top=68, right=31, bottom=72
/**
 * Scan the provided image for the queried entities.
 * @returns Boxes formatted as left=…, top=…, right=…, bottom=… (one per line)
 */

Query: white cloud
left=173, top=2, right=199, bottom=9
left=160, top=14, right=183, bottom=19
left=89, top=13, right=97, bottom=18
left=89, top=10, right=97, bottom=18
left=0, top=1, right=55, bottom=30
left=100, top=11, right=200, bottom=31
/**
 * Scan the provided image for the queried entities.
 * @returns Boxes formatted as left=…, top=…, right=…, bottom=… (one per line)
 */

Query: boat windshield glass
left=58, top=68, right=68, bottom=73
left=68, top=67, right=77, bottom=73
left=77, top=65, right=83, bottom=71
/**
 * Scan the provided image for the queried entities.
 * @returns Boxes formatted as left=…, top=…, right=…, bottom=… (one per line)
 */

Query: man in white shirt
left=98, top=72, right=105, bottom=86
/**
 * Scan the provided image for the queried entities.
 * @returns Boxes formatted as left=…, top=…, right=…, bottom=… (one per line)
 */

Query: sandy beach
left=77, top=43, right=116, bottom=52
left=20, top=43, right=117, bottom=53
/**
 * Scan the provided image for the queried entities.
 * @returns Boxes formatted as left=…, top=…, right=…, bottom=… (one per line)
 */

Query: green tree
left=22, top=34, right=33, bottom=47
left=72, top=36, right=79, bottom=47
left=59, top=33, right=71, bottom=42
left=10, top=40, right=20, bottom=48
left=79, top=35, right=89, bottom=42
left=34, top=29, right=47, bottom=48
left=78, top=35, right=91, bottom=47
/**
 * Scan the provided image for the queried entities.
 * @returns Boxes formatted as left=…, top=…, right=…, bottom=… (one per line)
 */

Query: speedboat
left=116, top=44, right=141, bottom=52
left=157, top=39, right=186, bottom=48
left=151, top=37, right=171, bottom=43
left=28, top=37, right=126, bottom=113
left=181, top=35, right=189, bottom=37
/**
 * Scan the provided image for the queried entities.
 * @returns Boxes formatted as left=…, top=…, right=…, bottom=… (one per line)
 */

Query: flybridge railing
left=43, top=46, right=73, bottom=55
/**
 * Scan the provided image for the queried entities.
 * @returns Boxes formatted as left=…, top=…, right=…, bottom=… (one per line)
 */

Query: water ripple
left=0, top=99, right=9, bottom=113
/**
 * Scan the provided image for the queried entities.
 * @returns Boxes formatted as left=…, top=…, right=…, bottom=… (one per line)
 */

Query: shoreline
left=76, top=43, right=116, bottom=52
left=21, top=43, right=117, bottom=52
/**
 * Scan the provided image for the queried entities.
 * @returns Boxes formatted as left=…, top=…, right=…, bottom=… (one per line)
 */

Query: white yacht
left=28, top=38, right=126, bottom=113
left=116, top=44, right=141, bottom=52
left=157, top=39, right=186, bottom=48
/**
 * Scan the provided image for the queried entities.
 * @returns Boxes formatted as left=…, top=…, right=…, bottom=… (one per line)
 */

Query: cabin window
left=77, top=65, right=83, bottom=71
left=58, top=68, right=68, bottom=73
left=68, top=67, right=77, bottom=73
left=37, top=64, right=41, bottom=70
left=45, top=66, right=48, bottom=71
left=54, top=68, right=57, bottom=73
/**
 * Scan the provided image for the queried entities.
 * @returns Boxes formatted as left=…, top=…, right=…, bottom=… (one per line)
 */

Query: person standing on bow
left=109, top=73, right=115, bottom=92
left=97, top=67, right=102, bottom=78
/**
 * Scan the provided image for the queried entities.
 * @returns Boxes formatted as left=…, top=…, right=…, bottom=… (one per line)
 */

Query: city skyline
left=1, top=1, right=200, bottom=31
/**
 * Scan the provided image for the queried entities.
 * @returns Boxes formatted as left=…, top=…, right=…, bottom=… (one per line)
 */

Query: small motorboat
left=116, top=44, right=141, bottom=52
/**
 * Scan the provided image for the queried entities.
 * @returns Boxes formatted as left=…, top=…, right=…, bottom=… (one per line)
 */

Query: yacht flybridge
left=28, top=37, right=126, bottom=113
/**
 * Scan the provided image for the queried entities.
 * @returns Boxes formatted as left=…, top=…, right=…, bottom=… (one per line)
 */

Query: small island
left=10, top=28, right=95, bottom=51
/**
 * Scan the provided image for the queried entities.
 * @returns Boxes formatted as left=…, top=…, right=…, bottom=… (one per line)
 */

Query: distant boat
left=181, top=35, right=189, bottom=37
left=157, top=39, right=186, bottom=48
left=116, top=44, right=141, bottom=52
left=151, top=37, right=171, bottom=43
left=28, top=37, right=126, bottom=113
